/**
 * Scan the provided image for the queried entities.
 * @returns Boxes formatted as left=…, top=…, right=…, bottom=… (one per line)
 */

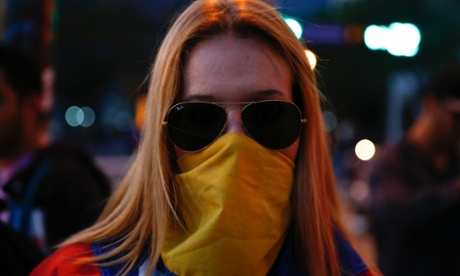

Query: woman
left=31, top=0, right=376, bottom=275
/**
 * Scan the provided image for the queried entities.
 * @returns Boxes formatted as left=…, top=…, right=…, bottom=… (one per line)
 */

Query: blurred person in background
left=31, top=0, right=378, bottom=275
left=0, top=220, right=44, bottom=275
left=368, top=63, right=460, bottom=275
left=0, top=41, right=111, bottom=254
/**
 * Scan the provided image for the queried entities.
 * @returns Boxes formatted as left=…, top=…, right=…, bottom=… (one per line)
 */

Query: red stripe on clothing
left=358, top=269, right=377, bottom=276
left=30, top=243, right=100, bottom=276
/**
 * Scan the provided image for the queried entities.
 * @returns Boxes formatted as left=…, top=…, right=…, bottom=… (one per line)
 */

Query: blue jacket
left=91, top=231, right=370, bottom=276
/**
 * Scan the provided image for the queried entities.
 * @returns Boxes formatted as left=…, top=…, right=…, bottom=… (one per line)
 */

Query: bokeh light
left=323, top=111, right=337, bottom=131
left=354, top=139, right=376, bottom=161
left=284, top=17, right=303, bottom=39
left=115, top=112, right=133, bottom=132
left=80, top=107, right=96, bottom=127
left=364, top=22, right=421, bottom=57
left=65, top=106, right=84, bottom=127
left=305, top=49, right=317, bottom=69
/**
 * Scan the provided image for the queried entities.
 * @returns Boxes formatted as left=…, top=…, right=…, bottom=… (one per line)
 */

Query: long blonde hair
left=63, top=0, right=348, bottom=275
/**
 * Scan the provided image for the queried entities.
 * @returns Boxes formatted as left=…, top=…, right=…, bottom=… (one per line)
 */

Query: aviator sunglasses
left=164, top=100, right=307, bottom=152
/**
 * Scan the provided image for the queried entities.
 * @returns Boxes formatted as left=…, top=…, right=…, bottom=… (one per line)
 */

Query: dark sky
left=3, top=0, right=460, bottom=153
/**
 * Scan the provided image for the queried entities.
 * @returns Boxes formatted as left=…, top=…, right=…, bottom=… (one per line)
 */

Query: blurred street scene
left=1, top=0, right=459, bottom=273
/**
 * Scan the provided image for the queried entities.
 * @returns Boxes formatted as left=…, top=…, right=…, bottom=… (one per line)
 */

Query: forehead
left=180, top=34, right=293, bottom=102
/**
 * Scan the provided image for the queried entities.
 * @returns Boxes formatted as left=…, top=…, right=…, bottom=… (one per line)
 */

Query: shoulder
left=36, top=141, right=111, bottom=193
left=30, top=243, right=101, bottom=276
left=37, top=141, right=103, bottom=177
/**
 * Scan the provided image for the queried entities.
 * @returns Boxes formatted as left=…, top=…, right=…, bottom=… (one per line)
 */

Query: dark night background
left=1, top=0, right=460, bottom=155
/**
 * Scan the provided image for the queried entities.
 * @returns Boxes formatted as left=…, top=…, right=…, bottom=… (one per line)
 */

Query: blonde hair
left=63, top=0, right=350, bottom=275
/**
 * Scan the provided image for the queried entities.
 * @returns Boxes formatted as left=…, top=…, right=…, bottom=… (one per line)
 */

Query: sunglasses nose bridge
left=222, top=109, right=246, bottom=135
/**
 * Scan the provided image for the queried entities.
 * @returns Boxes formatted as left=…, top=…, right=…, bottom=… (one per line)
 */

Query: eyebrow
left=181, top=89, right=287, bottom=102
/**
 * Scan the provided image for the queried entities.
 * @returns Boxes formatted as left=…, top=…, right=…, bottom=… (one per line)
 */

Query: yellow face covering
left=162, top=133, right=294, bottom=276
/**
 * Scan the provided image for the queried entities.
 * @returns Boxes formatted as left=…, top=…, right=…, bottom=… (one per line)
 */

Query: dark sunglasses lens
left=167, top=103, right=226, bottom=151
left=242, top=101, right=302, bottom=149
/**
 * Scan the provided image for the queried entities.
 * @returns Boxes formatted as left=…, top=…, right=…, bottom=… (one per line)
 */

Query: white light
left=305, top=50, right=317, bottom=69
left=364, top=25, right=389, bottom=50
left=80, top=107, right=96, bottom=127
left=65, top=106, right=84, bottom=127
left=284, top=17, right=303, bottom=39
left=355, top=139, right=376, bottom=161
left=386, top=23, right=421, bottom=57
left=364, top=22, right=421, bottom=57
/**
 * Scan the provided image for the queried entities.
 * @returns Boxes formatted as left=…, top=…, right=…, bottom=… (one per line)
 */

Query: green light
left=364, top=22, right=421, bottom=57
left=283, top=17, right=303, bottom=39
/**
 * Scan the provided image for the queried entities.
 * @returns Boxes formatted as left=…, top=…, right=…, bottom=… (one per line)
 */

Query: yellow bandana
left=162, top=133, right=294, bottom=275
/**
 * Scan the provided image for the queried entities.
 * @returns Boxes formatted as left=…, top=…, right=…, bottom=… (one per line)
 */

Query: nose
left=223, top=109, right=245, bottom=135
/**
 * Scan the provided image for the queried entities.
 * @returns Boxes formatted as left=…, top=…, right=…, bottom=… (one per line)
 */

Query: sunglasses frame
left=163, top=100, right=307, bottom=152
